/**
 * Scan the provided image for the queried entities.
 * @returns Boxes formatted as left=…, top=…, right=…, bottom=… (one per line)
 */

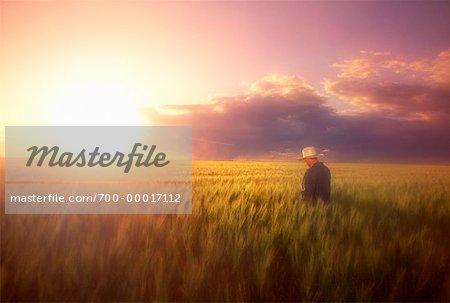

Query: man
left=298, top=146, right=331, bottom=203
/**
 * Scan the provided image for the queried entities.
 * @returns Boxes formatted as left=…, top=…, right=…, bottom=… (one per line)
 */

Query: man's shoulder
left=312, top=162, right=330, bottom=172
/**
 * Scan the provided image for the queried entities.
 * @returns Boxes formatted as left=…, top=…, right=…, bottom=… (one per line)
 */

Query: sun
left=48, top=81, right=145, bottom=126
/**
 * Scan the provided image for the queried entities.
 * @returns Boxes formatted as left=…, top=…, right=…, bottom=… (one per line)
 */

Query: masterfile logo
left=6, top=126, right=191, bottom=182
left=5, top=126, right=192, bottom=214
left=26, top=143, right=170, bottom=173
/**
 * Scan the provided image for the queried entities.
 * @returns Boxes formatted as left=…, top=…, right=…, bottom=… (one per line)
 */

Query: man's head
left=298, top=146, right=321, bottom=167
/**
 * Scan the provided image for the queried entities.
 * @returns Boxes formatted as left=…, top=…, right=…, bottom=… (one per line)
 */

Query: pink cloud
left=145, top=51, right=450, bottom=162
left=325, top=49, right=450, bottom=120
left=324, top=80, right=450, bottom=120
left=330, top=49, right=450, bottom=86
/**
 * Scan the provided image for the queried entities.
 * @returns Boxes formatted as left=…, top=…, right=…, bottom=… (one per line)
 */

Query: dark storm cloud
left=146, top=51, right=450, bottom=162
left=148, top=76, right=336, bottom=159
left=325, top=80, right=450, bottom=120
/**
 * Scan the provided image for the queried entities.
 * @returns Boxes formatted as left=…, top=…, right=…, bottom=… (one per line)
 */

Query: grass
left=1, top=161, right=449, bottom=301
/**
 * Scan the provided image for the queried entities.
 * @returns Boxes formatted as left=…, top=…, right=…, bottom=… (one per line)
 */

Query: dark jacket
left=301, top=162, right=331, bottom=203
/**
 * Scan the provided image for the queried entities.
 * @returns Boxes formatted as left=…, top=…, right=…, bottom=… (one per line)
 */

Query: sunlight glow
left=48, top=81, right=145, bottom=126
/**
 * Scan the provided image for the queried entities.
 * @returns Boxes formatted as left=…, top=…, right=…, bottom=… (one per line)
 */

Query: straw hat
left=298, top=146, right=322, bottom=160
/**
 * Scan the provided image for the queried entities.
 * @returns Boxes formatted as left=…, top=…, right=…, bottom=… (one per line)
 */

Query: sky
left=1, top=1, right=450, bottom=161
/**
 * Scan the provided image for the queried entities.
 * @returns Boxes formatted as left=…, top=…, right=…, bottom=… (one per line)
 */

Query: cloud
left=146, top=51, right=450, bottom=162
left=325, top=49, right=450, bottom=121
left=324, top=80, right=450, bottom=120
left=332, top=51, right=394, bottom=79
left=149, top=75, right=336, bottom=160
left=410, top=50, right=450, bottom=86
left=331, top=49, right=450, bottom=86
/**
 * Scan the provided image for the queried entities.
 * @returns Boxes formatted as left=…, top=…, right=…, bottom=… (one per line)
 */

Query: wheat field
left=1, top=161, right=449, bottom=301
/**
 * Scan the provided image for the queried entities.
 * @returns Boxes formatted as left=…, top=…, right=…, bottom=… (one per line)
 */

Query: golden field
left=1, top=161, right=449, bottom=301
